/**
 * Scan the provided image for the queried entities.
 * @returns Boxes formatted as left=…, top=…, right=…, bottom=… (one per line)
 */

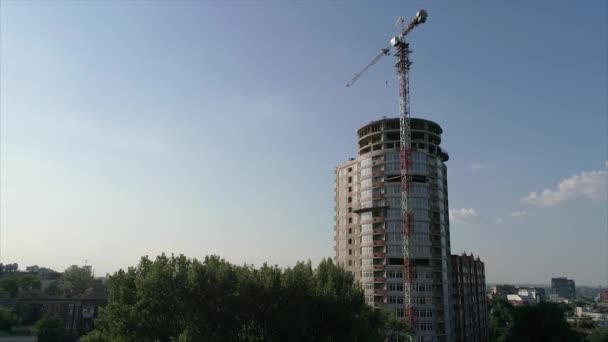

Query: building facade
left=551, top=277, right=576, bottom=300
left=451, top=254, right=489, bottom=342
left=16, top=287, right=107, bottom=340
left=335, top=117, right=453, bottom=342
left=490, top=284, right=517, bottom=296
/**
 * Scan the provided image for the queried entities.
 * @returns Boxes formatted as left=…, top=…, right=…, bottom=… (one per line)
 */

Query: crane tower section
left=395, top=37, right=415, bottom=325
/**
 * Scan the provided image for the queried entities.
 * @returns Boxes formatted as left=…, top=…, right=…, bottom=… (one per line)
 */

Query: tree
left=44, top=280, right=61, bottom=296
left=489, top=297, right=513, bottom=342
left=587, top=328, right=608, bottom=342
left=503, top=302, right=577, bottom=342
left=0, top=274, right=41, bottom=297
left=61, top=265, right=94, bottom=296
left=83, top=254, right=412, bottom=342
left=34, top=316, right=64, bottom=342
left=0, top=307, right=19, bottom=331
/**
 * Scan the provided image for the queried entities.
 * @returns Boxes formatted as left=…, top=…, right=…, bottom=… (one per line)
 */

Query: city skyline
left=0, top=2, right=606, bottom=286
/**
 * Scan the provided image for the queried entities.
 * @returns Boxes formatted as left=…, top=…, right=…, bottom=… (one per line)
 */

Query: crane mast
left=345, top=9, right=428, bottom=338
left=396, top=38, right=415, bottom=326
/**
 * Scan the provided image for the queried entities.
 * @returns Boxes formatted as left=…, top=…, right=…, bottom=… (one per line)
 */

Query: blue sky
left=1, top=1, right=606, bottom=285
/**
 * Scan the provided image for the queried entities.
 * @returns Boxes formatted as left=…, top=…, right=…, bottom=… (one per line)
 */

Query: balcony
left=372, top=228, right=385, bottom=235
left=372, top=194, right=385, bottom=200
left=372, top=216, right=385, bottom=223
left=373, top=264, right=386, bottom=270
left=373, top=240, right=386, bottom=247
left=373, top=252, right=386, bottom=259
left=372, top=182, right=385, bottom=188
left=372, top=170, right=385, bottom=177
left=374, top=289, right=387, bottom=296
left=373, top=277, right=386, bottom=283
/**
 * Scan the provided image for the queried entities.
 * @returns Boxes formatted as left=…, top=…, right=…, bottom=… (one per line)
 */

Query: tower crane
left=345, top=9, right=428, bottom=334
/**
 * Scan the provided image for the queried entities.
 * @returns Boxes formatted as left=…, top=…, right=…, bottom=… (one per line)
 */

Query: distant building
left=517, top=287, right=545, bottom=303
left=552, top=277, right=576, bottom=300
left=490, top=284, right=517, bottom=296
left=25, top=265, right=55, bottom=275
left=576, top=307, right=608, bottom=328
left=451, top=253, right=489, bottom=342
left=506, top=294, right=528, bottom=306
left=598, top=290, right=608, bottom=302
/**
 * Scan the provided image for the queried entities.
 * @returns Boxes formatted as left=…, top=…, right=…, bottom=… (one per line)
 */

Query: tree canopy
left=34, top=315, right=64, bottom=342
left=0, top=307, right=19, bottom=331
left=489, top=299, right=578, bottom=342
left=587, top=328, right=608, bottom=342
left=61, top=265, right=94, bottom=296
left=0, top=274, right=41, bottom=297
left=83, top=254, right=411, bottom=342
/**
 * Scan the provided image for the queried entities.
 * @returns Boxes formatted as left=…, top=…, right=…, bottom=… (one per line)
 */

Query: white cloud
left=522, top=162, right=608, bottom=207
left=471, top=163, right=486, bottom=171
left=495, top=218, right=504, bottom=224
left=449, top=208, right=478, bottom=223
left=510, top=210, right=527, bottom=218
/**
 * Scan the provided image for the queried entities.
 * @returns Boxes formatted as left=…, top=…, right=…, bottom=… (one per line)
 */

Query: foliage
left=0, top=263, right=19, bottom=273
left=61, top=265, right=94, bottom=296
left=82, top=254, right=411, bottom=342
left=0, top=275, right=41, bottom=297
left=490, top=299, right=578, bottom=342
left=503, top=302, right=578, bottom=342
left=44, top=281, right=61, bottom=296
left=0, top=307, right=19, bottom=331
left=489, top=297, right=513, bottom=342
left=587, top=328, right=608, bottom=342
left=34, top=316, right=64, bottom=342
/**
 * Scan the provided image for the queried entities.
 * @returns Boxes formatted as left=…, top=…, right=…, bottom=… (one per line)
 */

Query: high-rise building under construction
left=334, top=117, right=453, bottom=342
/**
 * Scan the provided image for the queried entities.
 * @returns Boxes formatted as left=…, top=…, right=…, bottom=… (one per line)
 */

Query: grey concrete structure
left=335, top=117, right=453, bottom=342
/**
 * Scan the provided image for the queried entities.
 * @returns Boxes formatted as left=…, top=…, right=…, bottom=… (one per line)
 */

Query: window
left=387, top=245, right=403, bottom=254
left=388, top=282, right=404, bottom=292
left=362, top=271, right=374, bottom=279
left=361, top=259, right=374, bottom=266
left=417, top=284, right=433, bottom=292
left=348, top=239, right=352, bottom=245
left=418, top=322, right=433, bottom=331
left=395, top=308, right=404, bottom=318
left=387, top=233, right=402, bottom=242
left=348, top=260, right=352, bottom=266
left=387, top=197, right=401, bottom=207
left=415, top=297, right=428, bottom=305
left=348, top=249, right=352, bottom=255
left=361, top=178, right=372, bottom=187
left=388, top=295, right=404, bottom=304
left=385, top=163, right=400, bottom=172
left=387, top=209, right=401, bottom=219
left=348, top=228, right=352, bottom=234
left=387, top=222, right=401, bottom=231
left=387, top=270, right=403, bottom=279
